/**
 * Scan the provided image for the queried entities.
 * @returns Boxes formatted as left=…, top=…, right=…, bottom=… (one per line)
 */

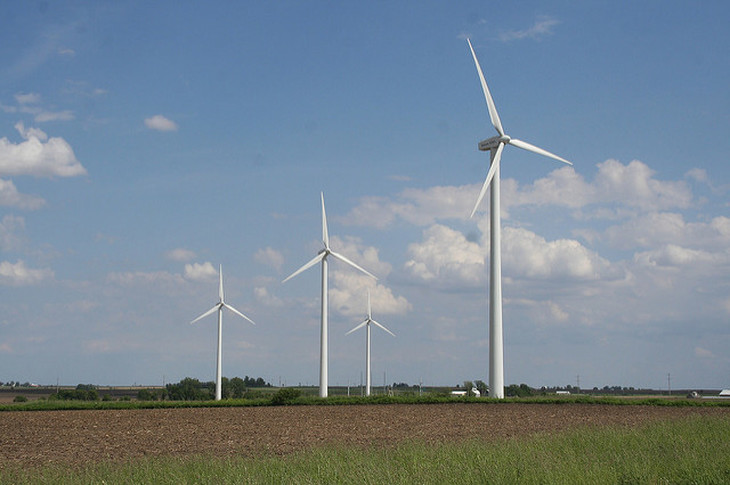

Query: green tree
left=270, top=388, right=301, bottom=405
left=475, top=380, right=488, bottom=396
left=166, top=377, right=214, bottom=401
left=137, top=388, right=156, bottom=401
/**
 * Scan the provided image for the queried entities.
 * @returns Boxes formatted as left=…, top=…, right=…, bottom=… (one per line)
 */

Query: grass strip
left=2, top=415, right=728, bottom=484
left=2, top=394, right=729, bottom=413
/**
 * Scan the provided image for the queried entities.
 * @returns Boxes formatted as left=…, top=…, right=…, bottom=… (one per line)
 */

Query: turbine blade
left=329, top=251, right=377, bottom=280
left=509, top=138, right=572, bottom=165
left=282, top=252, right=326, bottom=283
left=346, top=320, right=368, bottom=335
left=223, top=303, right=256, bottom=325
left=367, top=289, right=372, bottom=319
left=190, top=304, right=220, bottom=324
left=218, top=264, right=224, bottom=302
left=371, top=319, right=396, bottom=337
left=321, top=192, right=329, bottom=248
left=467, top=38, right=504, bottom=137
left=470, top=142, right=504, bottom=218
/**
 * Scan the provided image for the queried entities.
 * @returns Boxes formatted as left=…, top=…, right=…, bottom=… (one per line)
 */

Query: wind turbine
left=191, top=265, right=255, bottom=401
left=283, top=192, right=377, bottom=398
left=346, top=289, right=395, bottom=397
left=466, top=39, right=572, bottom=398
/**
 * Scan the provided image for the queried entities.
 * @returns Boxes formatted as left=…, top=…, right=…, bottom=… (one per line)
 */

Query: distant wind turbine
left=346, top=289, right=395, bottom=397
left=466, top=39, right=572, bottom=398
left=191, top=265, right=255, bottom=401
left=283, top=192, right=377, bottom=398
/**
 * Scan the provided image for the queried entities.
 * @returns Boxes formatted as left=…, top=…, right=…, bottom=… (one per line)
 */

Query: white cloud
left=0, top=179, right=45, bottom=209
left=165, top=248, right=196, bottom=262
left=344, top=185, right=474, bottom=229
left=330, top=271, right=411, bottom=317
left=634, top=244, right=729, bottom=268
left=685, top=168, right=707, bottom=183
left=346, top=160, right=693, bottom=229
left=499, top=16, right=560, bottom=42
left=183, top=262, right=217, bottom=281
left=35, top=110, right=74, bottom=122
left=0, top=260, right=53, bottom=286
left=14, top=93, right=41, bottom=105
left=323, top=236, right=411, bottom=317
left=0, top=215, right=26, bottom=250
left=511, top=160, right=693, bottom=214
left=144, top=115, right=178, bottom=132
left=254, top=247, right=284, bottom=271
left=404, top=224, right=484, bottom=286
left=107, top=270, right=186, bottom=287
left=604, top=214, right=730, bottom=251
left=0, top=123, right=86, bottom=177
left=254, top=286, right=283, bottom=307
left=510, top=298, right=570, bottom=324
left=503, top=227, right=612, bottom=280
left=695, top=347, right=715, bottom=359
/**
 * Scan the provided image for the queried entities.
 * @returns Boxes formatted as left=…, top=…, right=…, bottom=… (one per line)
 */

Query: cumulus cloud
left=165, top=248, right=196, bottom=262
left=695, top=346, right=715, bottom=359
left=0, top=215, right=26, bottom=250
left=510, top=160, right=693, bottom=213
left=324, top=236, right=410, bottom=317
left=0, top=179, right=45, bottom=209
left=344, top=185, right=475, bottom=229
left=15, top=93, right=41, bottom=105
left=144, top=115, right=178, bottom=132
left=634, top=244, right=730, bottom=268
left=34, top=110, right=74, bottom=122
left=502, top=227, right=612, bottom=280
left=254, top=247, right=284, bottom=271
left=330, top=270, right=411, bottom=317
left=404, top=224, right=484, bottom=286
left=604, top=214, right=730, bottom=251
left=107, top=270, right=186, bottom=287
left=346, top=160, right=693, bottom=229
left=183, top=262, right=217, bottom=281
left=254, top=286, right=283, bottom=307
left=403, top=223, right=613, bottom=287
left=499, top=16, right=560, bottom=42
left=0, top=260, right=53, bottom=286
left=0, top=122, right=86, bottom=177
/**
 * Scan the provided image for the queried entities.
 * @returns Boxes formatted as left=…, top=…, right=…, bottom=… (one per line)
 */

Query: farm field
left=1, top=402, right=728, bottom=469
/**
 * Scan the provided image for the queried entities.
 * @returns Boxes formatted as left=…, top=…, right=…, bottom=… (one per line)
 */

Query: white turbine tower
left=283, top=192, right=377, bottom=398
left=191, top=265, right=255, bottom=401
left=466, top=39, right=572, bottom=398
left=346, top=290, right=395, bottom=397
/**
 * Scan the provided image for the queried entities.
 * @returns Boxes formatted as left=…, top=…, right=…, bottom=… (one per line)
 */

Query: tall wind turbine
left=346, top=289, right=395, bottom=397
left=191, top=265, right=255, bottom=401
left=466, top=39, right=572, bottom=398
left=283, top=192, right=377, bottom=398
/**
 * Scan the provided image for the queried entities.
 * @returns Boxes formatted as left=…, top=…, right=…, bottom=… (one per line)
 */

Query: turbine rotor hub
left=479, top=134, right=508, bottom=151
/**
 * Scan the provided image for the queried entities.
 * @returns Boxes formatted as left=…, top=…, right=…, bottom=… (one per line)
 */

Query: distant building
left=720, top=389, right=730, bottom=396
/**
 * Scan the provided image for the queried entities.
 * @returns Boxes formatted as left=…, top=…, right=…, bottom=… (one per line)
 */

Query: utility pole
left=667, top=373, right=671, bottom=396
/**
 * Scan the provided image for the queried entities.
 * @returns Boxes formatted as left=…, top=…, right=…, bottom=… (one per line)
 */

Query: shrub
left=270, top=388, right=301, bottom=405
left=13, top=395, right=28, bottom=403
left=137, top=389, right=157, bottom=401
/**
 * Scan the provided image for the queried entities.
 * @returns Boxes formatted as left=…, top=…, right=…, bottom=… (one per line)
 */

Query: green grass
left=2, top=393, right=729, bottom=412
left=2, top=415, right=729, bottom=484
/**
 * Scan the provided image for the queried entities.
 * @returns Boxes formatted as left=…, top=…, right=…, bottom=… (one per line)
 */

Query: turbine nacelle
left=478, top=135, right=511, bottom=151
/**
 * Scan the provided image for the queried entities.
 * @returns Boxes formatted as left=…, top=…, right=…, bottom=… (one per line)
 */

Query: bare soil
left=1, top=403, right=727, bottom=468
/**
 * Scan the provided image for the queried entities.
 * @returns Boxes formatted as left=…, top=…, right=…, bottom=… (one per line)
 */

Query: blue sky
left=1, top=1, right=728, bottom=390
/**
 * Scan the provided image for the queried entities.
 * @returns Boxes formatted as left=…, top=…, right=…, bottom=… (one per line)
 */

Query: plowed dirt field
left=1, top=403, right=727, bottom=468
